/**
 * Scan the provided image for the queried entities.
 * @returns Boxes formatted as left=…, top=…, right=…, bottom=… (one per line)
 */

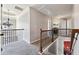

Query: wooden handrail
left=40, top=28, right=72, bottom=32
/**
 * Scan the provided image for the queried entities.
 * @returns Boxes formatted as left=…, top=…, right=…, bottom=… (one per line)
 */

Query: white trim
left=30, top=39, right=40, bottom=44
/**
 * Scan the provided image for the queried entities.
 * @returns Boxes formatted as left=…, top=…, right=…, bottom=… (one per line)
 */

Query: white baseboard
left=30, top=39, right=40, bottom=44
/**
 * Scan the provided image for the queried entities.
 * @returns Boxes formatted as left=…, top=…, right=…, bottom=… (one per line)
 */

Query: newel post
left=52, top=28, right=53, bottom=42
left=40, top=29, right=43, bottom=53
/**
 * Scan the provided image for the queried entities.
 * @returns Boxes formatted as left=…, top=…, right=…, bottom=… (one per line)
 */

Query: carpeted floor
left=32, top=37, right=53, bottom=51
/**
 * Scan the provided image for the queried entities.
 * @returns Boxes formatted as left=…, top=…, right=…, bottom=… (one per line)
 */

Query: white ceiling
left=1, top=4, right=73, bottom=16
left=33, top=4, right=73, bottom=16
left=1, top=4, right=35, bottom=16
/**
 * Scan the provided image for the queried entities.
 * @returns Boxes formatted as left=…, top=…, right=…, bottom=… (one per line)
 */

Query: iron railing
left=0, top=29, right=24, bottom=46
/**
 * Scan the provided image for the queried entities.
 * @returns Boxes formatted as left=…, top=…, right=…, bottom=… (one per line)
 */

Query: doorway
left=59, top=17, right=72, bottom=37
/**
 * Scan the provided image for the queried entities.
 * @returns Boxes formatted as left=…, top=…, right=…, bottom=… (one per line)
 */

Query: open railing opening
left=0, top=29, right=24, bottom=46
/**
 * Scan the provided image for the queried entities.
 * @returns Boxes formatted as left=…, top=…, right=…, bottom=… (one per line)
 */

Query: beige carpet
left=32, top=37, right=53, bottom=51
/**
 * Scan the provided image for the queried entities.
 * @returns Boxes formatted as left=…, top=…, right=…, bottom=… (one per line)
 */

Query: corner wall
left=16, top=7, right=30, bottom=43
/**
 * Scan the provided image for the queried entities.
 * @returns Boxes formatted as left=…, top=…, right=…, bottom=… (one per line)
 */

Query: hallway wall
left=30, top=7, right=49, bottom=43
left=73, top=4, right=79, bottom=29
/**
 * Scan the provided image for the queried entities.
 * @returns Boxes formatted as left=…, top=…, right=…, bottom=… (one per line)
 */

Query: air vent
left=15, top=6, right=23, bottom=11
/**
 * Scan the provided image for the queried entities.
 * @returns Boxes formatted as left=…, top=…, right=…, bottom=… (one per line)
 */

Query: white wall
left=30, top=7, right=49, bottom=43
left=0, top=6, right=1, bottom=55
left=73, top=4, right=79, bottom=29
left=72, top=4, right=79, bottom=54
left=16, top=7, right=30, bottom=43
left=16, top=7, right=49, bottom=43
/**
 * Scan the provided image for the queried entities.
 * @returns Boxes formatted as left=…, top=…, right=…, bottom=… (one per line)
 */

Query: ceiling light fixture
left=3, top=9, right=13, bottom=28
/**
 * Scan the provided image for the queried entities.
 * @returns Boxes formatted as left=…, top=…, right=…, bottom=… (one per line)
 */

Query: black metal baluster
left=12, top=30, right=13, bottom=42
left=9, top=30, right=10, bottom=43
left=13, top=30, right=15, bottom=41
left=10, top=30, right=11, bottom=43
left=9, top=30, right=11, bottom=43
left=9, top=30, right=12, bottom=41
left=7, top=30, right=9, bottom=44
left=15, top=30, right=16, bottom=41
left=4, top=30, right=5, bottom=45
left=8, top=30, right=9, bottom=44
left=14, top=30, right=15, bottom=42
left=2, top=31, right=3, bottom=45
left=7, top=30, right=8, bottom=45
left=16, top=30, right=17, bottom=41
left=6, top=30, right=7, bottom=45
left=5, top=30, right=7, bottom=45
left=11, top=30, right=12, bottom=42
